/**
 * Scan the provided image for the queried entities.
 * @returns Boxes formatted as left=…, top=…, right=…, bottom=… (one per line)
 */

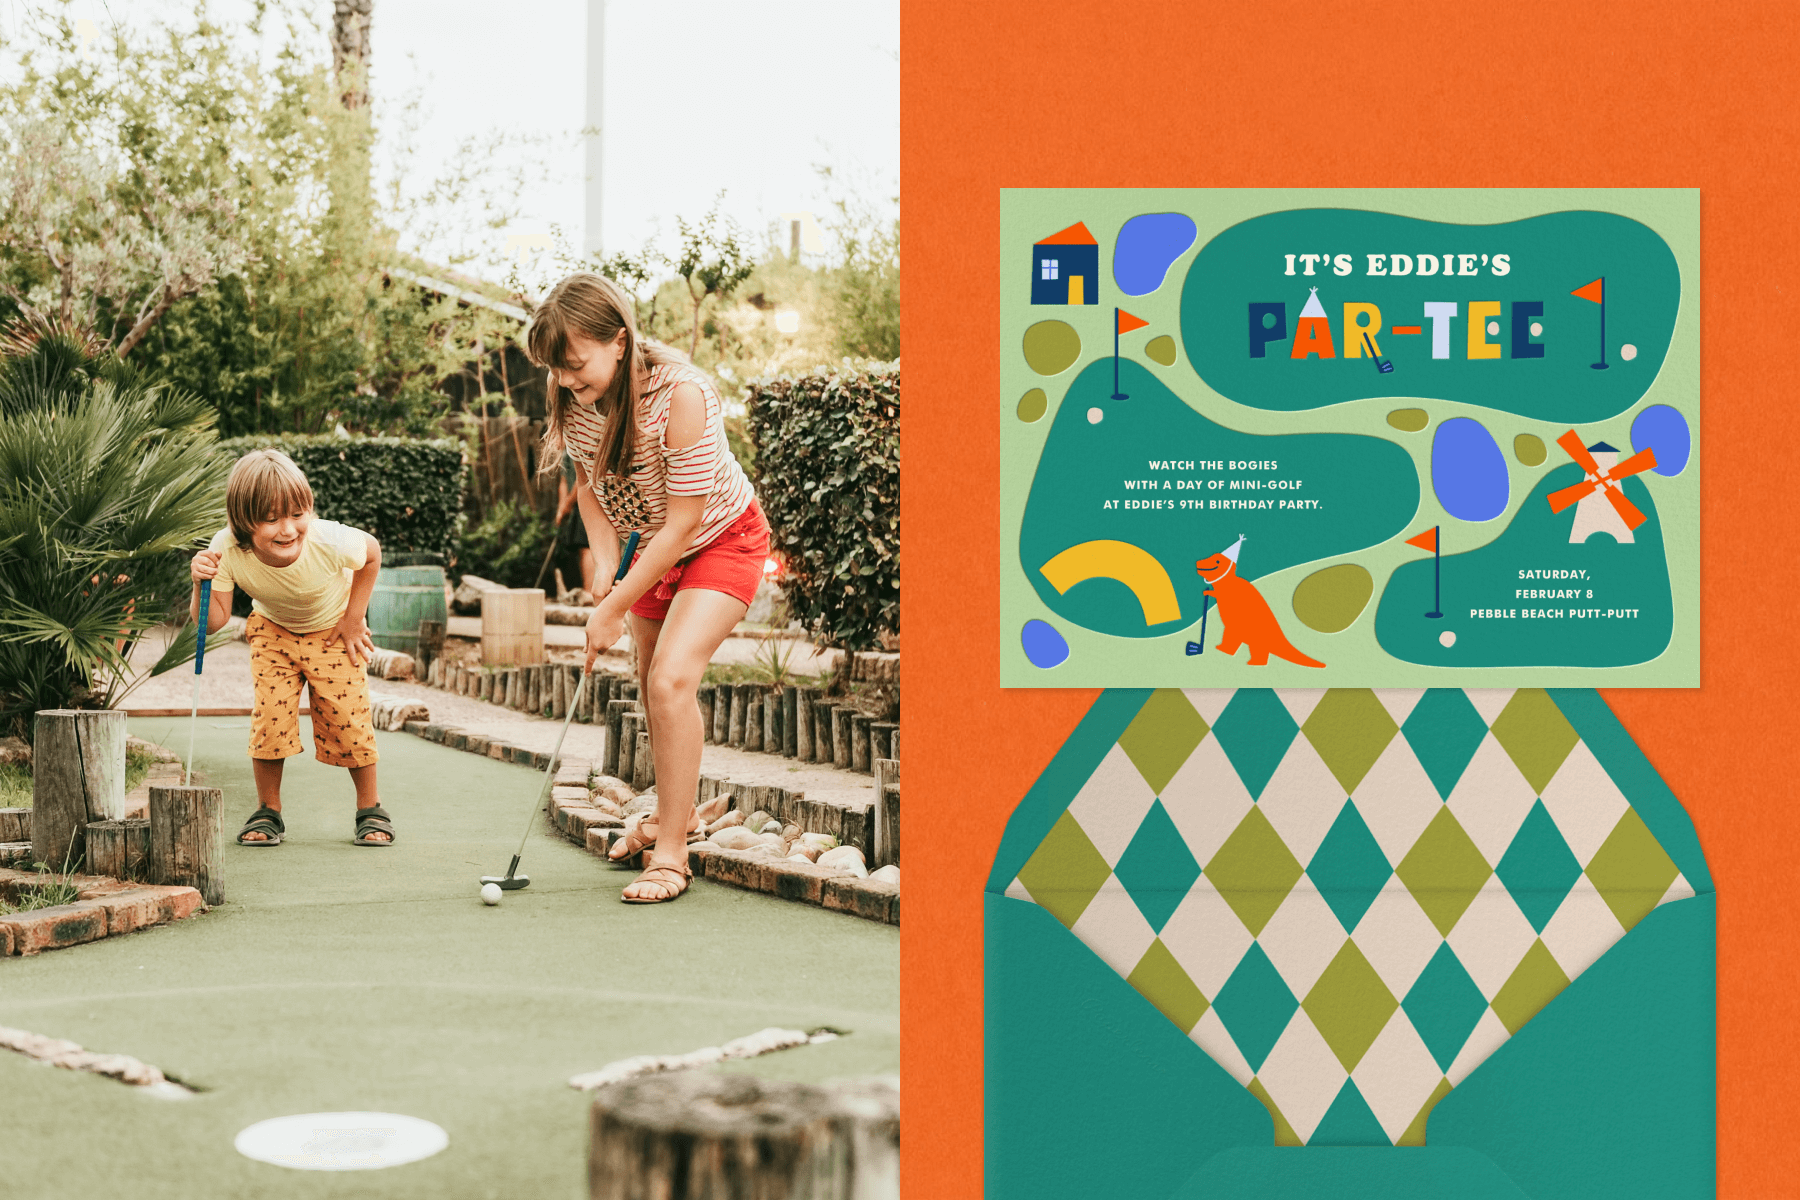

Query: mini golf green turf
left=0, top=721, right=899, bottom=1199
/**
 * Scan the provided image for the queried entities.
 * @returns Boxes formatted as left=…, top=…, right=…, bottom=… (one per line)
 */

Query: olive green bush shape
left=745, top=362, right=898, bottom=655
left=217, top=435, right=467, bottom=565
left=0, top=336, right=227, bottom=737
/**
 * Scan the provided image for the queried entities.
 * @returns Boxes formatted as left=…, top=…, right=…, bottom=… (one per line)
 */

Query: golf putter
left=186, top=578, right=211, bottom=786
left=482, top=530, right=640, bottom=891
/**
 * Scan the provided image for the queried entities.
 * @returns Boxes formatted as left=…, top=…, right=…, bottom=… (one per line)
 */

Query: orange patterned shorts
left=246, top=612, right=379, bottom=768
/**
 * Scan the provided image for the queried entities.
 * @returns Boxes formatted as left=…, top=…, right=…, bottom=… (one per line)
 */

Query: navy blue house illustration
left=1031, top=222, right=1099, bottom=305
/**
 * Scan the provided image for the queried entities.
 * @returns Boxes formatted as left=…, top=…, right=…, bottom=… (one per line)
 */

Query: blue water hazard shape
left=1114, top=214, right=1199, bottom=297
left=1431, top=417, right=1510, bottom=522
left=1630, top=404, right=1691, bottom=477
left=1021, top=619, right=1071, bottom=668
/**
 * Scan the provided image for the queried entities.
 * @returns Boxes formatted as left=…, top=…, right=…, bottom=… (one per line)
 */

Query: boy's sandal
left=607, top=811, right=704, bottom=861
left=236, top=806, right=285, bottom=846
left=353, top=804, right=396, bottom=847
left=622, top=860, right=692, bottom=904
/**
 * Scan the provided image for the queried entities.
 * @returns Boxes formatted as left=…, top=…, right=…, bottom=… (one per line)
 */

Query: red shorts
left=628, top=501, right=770, bottom=621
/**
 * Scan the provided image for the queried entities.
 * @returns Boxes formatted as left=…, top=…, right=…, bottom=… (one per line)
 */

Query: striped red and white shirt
left=562, top=360, right=756, bottom=555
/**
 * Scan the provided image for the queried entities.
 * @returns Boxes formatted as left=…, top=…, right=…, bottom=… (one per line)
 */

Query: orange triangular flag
left=1405, top=527, right=1438, bottom=552
left=1117, top=309, right=1149, bottom=335
left=1571, top=278, right=1604, bottom=304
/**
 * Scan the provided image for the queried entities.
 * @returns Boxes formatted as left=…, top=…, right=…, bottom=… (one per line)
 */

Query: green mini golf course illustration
left=1001, top=189, right=1698, bottom=688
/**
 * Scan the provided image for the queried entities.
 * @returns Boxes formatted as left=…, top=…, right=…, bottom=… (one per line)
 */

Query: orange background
left=901, top=2, right=1800, bottom=1195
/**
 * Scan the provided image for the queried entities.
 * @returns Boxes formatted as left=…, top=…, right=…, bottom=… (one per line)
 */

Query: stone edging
left=0, top=870, right=204, bottom=957
left=400, top=718, right=900, bottom=925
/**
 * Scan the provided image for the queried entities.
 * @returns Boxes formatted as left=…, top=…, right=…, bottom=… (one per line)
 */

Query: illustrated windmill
left=1546, top=430, right=1659, bottom=544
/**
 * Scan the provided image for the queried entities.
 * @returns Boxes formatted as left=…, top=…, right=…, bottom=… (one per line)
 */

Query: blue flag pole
left=1111, top=308, right=1128, bottom=400
left=1425, top=526, right=1443, bottom=619
left=1592, top=277, right=1609, bottom=370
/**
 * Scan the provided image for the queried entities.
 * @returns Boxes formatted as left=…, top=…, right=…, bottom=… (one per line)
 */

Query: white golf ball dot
left=1621, top=343, right=1637, bottom=361
left=1087, top=407, right=1104, bottom=424
left=480, top=883, right=501, bottom=905
left=1439, top=630, right=1457, bottom=648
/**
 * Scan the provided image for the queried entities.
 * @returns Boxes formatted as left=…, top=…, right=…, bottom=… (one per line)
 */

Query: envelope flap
left=986, top=688, right=1152, bottom=891
left=986, top=892, right=1269, bottom=1200
left=1546, top=690, right=1711, bottom=892
left=1428, top=892, right=1715, bottom=1199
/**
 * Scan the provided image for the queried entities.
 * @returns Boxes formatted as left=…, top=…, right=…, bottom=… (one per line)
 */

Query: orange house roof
left=1035, top=222, right=1097, bottom=246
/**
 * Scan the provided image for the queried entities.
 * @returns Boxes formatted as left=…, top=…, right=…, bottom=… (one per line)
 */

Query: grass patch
left=0, top=740, right=161, bottom=810
left=0, top=762, right=29, bottom=808
left=0, top=872, right=81, bottom=914
left=702, top=661, right=830, bottom=688
left=0, top=843, right=83, bottom=914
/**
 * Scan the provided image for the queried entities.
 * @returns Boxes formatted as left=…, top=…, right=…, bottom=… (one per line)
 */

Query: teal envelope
left=986, top=688, right=1714, bottom=1200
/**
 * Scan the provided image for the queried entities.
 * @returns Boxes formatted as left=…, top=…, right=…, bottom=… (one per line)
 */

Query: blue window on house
left=1041, top=258, right=1059, bottom=280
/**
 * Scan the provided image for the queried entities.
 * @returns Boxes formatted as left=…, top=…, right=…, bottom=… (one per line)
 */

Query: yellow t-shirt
left=207, top=519, right=370, bottom=634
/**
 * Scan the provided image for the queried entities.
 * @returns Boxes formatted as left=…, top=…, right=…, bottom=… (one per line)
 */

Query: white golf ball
left=480, top=883, right=501, bottom=905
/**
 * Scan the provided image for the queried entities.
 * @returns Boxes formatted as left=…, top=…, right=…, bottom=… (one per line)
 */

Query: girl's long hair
left=526, top=273, right=690, bottom=480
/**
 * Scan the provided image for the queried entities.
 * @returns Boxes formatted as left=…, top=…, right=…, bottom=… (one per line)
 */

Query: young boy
left=189, top=449, right=395, bottom=846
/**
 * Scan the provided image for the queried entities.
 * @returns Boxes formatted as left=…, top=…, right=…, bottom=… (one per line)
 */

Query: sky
left=5, top=0, right=899, bottom=286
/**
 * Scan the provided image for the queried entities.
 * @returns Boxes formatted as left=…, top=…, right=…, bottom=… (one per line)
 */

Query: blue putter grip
left=616, top=531, right=641, bottom=582
left=195, top=578, right=211, bottom=675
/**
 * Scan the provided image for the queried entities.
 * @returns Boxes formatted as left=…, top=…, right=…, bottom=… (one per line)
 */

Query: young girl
left=528, top=273, right=767, bottom=903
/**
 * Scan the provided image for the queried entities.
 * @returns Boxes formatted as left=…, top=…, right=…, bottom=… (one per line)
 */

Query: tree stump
left=149, top=785, right=223, bottom=905
left=634, top=731, right=654, bottom=791
left=618, top=714, right=641, bottom=784
left=851, top=715, right=873, bottom=773
left=869, top=723, right=896, bottom=764
left=86, top=818, right=150, bottom=880
left=0, top=808, right=28, bottom=842
left=32, top=709, right=127, bottom=871
left=713, top=685, right=731, bottom=744
left=745, top=686, right=765, bottom=752
left=698, top=686, right=715, bottom=743
left=416, top=619, right=445, bottom=677
left=872, top=759, right=901, bottom=869
left=605, top=699, right=634, bottom=777
left=813, top=704, right=836, bottom=765
left=587, top=1071, right=899, bottom=1200
left=833, top=708, right=855, bottom=770
left=796, top=689, right=815, bottom=761
left=728, top=685, right=748, bottom=747
left=766, top=691, right=784, bottom=757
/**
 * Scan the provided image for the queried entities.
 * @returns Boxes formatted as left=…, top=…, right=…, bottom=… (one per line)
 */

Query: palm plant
left=0, top=329, right=228, bottom=737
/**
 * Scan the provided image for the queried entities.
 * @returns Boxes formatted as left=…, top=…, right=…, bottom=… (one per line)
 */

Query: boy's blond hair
left=226, top=450, right=315, bottom=548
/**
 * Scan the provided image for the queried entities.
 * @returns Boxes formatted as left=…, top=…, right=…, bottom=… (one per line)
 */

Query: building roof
left=1036, top=222, right=1097, bottom=247
left=386, top=265, right=530, bottom=323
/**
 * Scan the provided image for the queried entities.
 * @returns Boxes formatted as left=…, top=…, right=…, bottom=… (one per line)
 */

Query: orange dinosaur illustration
left=1195, top=536, right=1325, bottom=668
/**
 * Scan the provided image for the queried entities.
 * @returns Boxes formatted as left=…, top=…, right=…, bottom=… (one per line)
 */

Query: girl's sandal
left=607, top=811, right=704, bottom=861
left=622, top=860, right=692, bottom=904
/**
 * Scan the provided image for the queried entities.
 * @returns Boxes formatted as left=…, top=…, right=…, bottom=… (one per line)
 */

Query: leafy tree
left=0, top=2, right=531, bottom=436
left=0, top=113, right=251, bottom=358
left=671, top=196, right=756, bottom=358
left=815, top=165, right=900, bottom=361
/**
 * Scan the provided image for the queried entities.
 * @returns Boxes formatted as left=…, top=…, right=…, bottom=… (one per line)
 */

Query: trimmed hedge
left=745, top=361, right=898, bottom=652
left=217, top=435, right=467, bottom=564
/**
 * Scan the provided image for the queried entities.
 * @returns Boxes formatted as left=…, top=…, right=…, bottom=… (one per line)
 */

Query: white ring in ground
left=234, top=1112, right=448, bottom=1171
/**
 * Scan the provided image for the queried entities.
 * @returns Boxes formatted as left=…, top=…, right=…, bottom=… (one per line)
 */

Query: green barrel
left=368, top=563, right=448, bottom=655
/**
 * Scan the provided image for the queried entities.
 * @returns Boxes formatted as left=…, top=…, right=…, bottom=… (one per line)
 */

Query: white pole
left=583, top=0, right=607, bottom=260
